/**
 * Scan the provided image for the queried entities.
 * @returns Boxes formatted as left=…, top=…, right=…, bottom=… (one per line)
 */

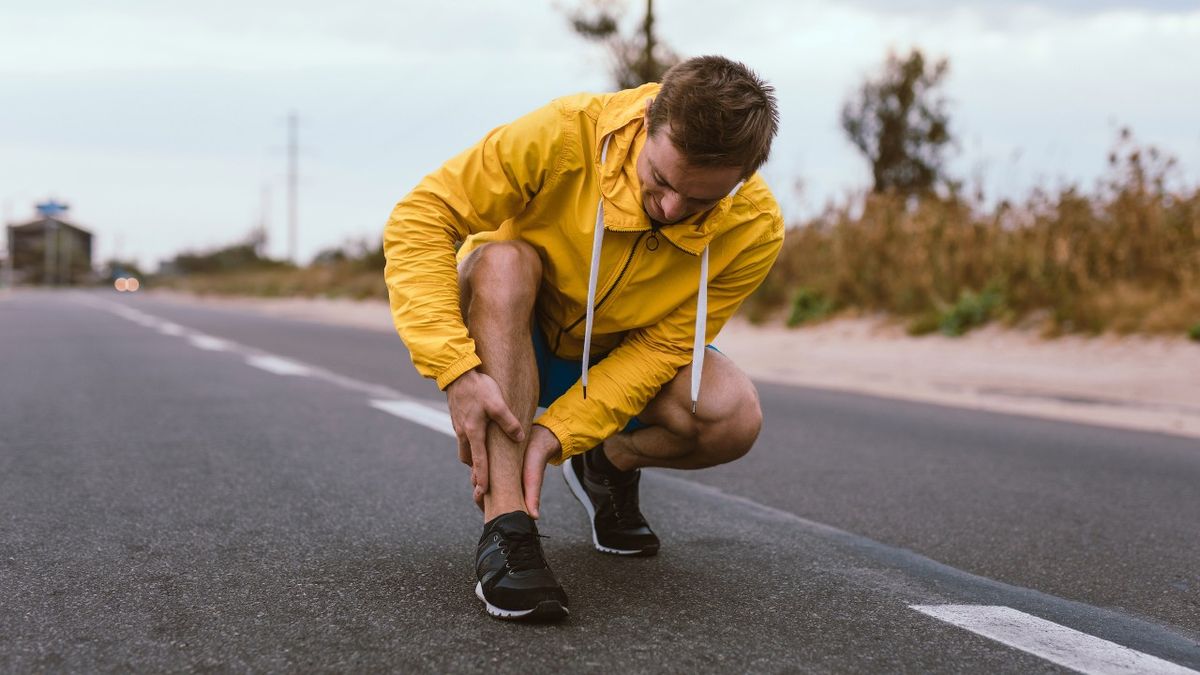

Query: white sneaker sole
left=562, top=460, right=649, bottom=556
left=474, top=582, right=568, bottom=620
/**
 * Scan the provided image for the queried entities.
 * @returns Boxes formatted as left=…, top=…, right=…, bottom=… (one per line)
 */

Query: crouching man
left=383, top=55, right=783, bottom=620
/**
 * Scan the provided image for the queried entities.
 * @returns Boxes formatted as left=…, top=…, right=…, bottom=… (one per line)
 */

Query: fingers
left=457, top=435, right=470, bottom=466
left=467, top=424, right=489, bottom=500
left=456, top=429, right=482, bottom=502
left=522, top=449, right=547, bottom=520
left=487, top=399, right=526, bottom=444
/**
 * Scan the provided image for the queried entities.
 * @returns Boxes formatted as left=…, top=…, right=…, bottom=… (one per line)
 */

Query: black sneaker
left=474, top=511, right=568, bottom=620
left=563, top=450, right=660, bottom=556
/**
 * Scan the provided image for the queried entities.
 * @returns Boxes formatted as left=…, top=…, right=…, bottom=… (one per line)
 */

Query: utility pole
left=287, top=111, right=298, bottom=264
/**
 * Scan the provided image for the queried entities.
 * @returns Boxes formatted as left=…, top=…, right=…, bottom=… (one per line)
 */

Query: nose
left=661, top=192, right=686, bottom=221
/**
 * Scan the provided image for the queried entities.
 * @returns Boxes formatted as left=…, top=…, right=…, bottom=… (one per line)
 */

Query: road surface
left=2, top=290, right=1197, bottom=672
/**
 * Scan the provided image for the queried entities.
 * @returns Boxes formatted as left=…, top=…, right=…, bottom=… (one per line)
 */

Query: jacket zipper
left=553, top=231, right=648, bottom=353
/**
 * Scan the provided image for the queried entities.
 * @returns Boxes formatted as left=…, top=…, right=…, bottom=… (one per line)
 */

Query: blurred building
left=5, top=201, right=94, bottom=286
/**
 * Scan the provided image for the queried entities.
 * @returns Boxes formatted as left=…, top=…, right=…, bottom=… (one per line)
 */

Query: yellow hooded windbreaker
left=383, top=83, right=784, bottom=462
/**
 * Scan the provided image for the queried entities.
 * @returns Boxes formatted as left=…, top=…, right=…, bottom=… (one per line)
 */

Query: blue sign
left=36, top=200, right=69, bottom=217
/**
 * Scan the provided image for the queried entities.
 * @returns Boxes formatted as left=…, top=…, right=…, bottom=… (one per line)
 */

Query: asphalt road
left=2, top=289, right=1197, bottom=673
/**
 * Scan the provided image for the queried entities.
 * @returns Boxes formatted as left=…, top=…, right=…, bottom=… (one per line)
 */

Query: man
left=383, top=55, right=782, bottom=621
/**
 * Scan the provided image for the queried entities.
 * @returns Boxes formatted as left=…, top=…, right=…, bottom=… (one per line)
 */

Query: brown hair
left=647, top=55, right=779, bottom=178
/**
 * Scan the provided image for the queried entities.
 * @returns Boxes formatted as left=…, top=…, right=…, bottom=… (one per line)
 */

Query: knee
left=462, top=241, right=542, bottom=311
left=697, top=382, right=763, bottom=466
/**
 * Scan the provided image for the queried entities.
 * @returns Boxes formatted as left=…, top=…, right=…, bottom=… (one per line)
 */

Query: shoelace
left=602, top=474, right=648, bottom=529
left=499, top=531, right=550, bottom=573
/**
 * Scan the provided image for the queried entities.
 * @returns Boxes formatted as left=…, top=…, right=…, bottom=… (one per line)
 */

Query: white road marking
left=910, top=605, right=1198, bottom=675
left=84, top=298, right=424, bottom=403
left=188, top=334, right=230, bottom=351
left=245, top=355, right=311, bottom=376
left=109, top=306, right=161, bottom=329
left=110, top=306, right=146, bottom=321
left=369, top=399, right=456, bottom=437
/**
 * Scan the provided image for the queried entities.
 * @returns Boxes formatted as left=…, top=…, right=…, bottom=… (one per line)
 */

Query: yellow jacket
left=383, top=83, right=784, bottom=461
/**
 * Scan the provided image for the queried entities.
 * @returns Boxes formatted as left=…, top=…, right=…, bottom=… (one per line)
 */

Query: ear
left=644, top=97, right=654, bottom=118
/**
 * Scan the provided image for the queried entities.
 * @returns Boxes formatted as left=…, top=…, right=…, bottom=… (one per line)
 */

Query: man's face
left=636, top=102, right=744, bottom=226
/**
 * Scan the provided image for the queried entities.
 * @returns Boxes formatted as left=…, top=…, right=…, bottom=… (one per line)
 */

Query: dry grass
left=154, top=259, right=387, bottom=301
left=747, top=133, right=1200, bottom=337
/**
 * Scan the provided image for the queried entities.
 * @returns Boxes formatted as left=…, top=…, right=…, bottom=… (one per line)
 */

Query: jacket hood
left=594, top=83, right=739, bottom=256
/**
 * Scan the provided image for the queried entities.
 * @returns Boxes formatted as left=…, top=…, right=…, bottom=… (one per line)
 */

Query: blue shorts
left=531, top=324, right=719, bottom=433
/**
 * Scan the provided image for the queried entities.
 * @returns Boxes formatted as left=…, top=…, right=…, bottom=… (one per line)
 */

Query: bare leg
left=603, top=350, right=763, bottom=472
left=458, top=242, right=542, bottom=522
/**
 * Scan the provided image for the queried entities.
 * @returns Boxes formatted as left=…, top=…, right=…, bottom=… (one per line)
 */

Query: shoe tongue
left=489, top=511, right=536, bottom=537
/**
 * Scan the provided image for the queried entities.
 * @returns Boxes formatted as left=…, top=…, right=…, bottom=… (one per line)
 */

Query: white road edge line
left=189, top=334, right=231, bottom=351
left=910, top=605, right=1198, bottom=675
left=369, top=399, right=456, bottom=437
left=245, top=355, right=312, bottom=376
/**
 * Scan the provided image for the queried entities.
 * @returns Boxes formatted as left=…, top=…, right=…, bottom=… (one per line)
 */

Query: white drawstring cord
left=581, top=135, right=612, bottom=400
left=690, top=245, right=709, bottom=413
left=690, top=180, right=743, bottom=414
left=580, top=145, right=742, bottom=413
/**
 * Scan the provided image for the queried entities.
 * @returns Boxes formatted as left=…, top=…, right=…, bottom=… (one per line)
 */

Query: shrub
left=938, top=286, right=1004, bottom=336
left=786, top=287, right=834, bottom=327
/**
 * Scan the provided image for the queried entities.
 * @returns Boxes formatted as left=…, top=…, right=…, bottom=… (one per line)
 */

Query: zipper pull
left=646, top=231, right=660, bottom=251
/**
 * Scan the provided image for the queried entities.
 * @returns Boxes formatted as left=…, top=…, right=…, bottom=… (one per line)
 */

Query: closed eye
left=653, top=172, right=720, bottom=209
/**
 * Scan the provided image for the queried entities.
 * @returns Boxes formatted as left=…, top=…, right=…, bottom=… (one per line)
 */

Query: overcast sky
left=2, top=0, right=1198, bottom=268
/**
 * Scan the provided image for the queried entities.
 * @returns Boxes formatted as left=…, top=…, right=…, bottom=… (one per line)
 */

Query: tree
left=841, top=48, right=955, bottom=197
left=566, top=0, right=681, bottom=89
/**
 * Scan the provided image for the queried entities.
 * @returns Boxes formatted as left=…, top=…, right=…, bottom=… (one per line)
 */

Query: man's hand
left=445, top=369, right=525, bottom=506
left=521, top=425, right=562, bottom=519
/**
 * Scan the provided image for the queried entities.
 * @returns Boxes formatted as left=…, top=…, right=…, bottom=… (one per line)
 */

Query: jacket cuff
left=534, top=414, right=576, bottom=466
left=435, top=352, right=483, bottom=390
